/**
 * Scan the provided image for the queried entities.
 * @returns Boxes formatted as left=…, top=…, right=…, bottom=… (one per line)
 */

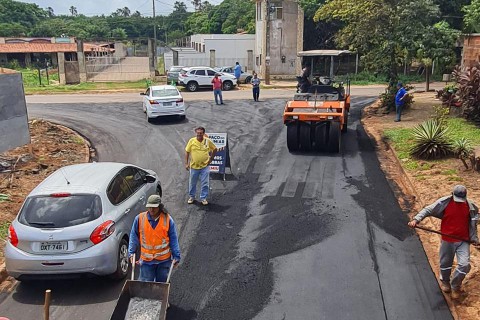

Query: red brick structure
left=462, top=34, right=480, bottom=67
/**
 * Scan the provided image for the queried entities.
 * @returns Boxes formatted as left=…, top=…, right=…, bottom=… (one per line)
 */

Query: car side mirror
left=140, top=92, right=146, bottom=96
left=144, top=175, right=156, bottom=183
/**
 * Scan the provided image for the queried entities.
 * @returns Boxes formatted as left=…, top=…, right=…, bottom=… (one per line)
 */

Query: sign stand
left=206, top=132, right=232, bottom=181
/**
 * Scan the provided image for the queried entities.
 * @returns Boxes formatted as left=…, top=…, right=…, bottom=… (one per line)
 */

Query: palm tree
left=47, top=7, right=55, bottom=17
left=69, top=6, right=78, bottom=16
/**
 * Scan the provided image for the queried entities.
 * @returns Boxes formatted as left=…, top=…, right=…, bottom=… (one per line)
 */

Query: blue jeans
left=395, top=103, right=403, bottom=121
left=139, top=260, right=172, bottom=282
left=189, top=166, right=210, bottom=200
left=253, top=87, right=260, bottom=101
left=214, top=89, right=223, bottom=104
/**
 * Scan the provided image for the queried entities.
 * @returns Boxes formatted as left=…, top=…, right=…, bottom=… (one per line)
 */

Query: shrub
left=431, top=105, right=450, bottom=128
left=410, top=119, right=453, bottom=160
left=452, top=64, right=480, bottom=124
left=453, top=137, right=474, bottom=169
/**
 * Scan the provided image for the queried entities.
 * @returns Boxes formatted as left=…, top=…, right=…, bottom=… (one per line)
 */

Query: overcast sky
left=17, top=0, right=223, bottom=16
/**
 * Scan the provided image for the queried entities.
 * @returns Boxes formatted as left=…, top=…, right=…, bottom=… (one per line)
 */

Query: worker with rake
left=408, top=185, right=479, bottom=299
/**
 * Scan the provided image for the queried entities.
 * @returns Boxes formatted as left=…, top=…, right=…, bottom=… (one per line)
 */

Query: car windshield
left=170, top=67, right=183, bottom=72
left=152, top=89, right=178, bottom=98
left=18, top=194, right=102, bottom=228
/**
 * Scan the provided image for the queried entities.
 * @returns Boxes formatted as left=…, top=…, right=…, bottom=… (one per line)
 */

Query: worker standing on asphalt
left=185, top=126, right=217, bottom=205
left=128, top=194, right=181, bottom=282
left=408, top=185, right=479, bottom=299
left=251, top=72, right=260, bottom=102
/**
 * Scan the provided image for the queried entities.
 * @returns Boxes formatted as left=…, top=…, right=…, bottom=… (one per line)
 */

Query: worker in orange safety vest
left=128, top=194, right=181, bottom=282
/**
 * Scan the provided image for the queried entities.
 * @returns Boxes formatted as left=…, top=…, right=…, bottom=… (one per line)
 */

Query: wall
left=0, top=71, right=30, bottom=153
left=462, top=35, right=480, bottom=67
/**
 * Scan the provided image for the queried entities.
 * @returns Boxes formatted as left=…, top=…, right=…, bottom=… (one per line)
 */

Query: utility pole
left=265, top=0, right=271, bottom=85
left=152, top=0, right=157, bottom=70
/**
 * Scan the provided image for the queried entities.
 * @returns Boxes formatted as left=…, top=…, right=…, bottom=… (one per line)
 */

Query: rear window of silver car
left=152, top=89, right=179, bottom=97
left=18, top=194, right=102, bottom=228
left=169, top=67, right=183, bottom=72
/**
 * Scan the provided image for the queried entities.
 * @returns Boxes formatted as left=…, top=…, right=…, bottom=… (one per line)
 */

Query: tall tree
left=46, top=6, right=54, bottom=17
left=314, top=0, right=444, bottom=79
left=464, top=0, right=480, bottom=33
left=69, top=6, right=78, bottom=16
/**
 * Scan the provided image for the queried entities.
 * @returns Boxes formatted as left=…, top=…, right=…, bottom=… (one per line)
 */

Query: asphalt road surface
left=0, top=88, right=452, bottom=320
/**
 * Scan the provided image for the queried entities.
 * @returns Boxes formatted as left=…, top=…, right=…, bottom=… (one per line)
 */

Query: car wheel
left=143, top=104, right=146, bottom=113
left=110, top=238, right=129, bottom=280
left=245, top=76, right=252, bottom=84
left=147, top=112, right=153, bottom=123
left=187, top=81, right=198, bottom=92
left=223, top=81, right=233, bottom=91
left=157, top=185, right=163, bottom=197
left=179, top=115, right=186, bottom=121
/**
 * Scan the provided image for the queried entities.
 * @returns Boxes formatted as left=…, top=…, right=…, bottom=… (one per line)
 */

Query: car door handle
left=138, top=196, right=145, bottom=202
left=124, top=208, right=131, bottom=215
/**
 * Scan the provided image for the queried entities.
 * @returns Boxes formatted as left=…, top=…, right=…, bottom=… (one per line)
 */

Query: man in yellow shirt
left=185, top=127, right=217, bottom=205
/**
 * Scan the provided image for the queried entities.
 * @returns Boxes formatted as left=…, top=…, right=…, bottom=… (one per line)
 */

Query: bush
left=453, top=137, right=474, bottom=169
left=410, top=119, right=453, bottom=160
left=431, top=105, right=450, bottom=128
left=452, top=64, right=480, bottom=124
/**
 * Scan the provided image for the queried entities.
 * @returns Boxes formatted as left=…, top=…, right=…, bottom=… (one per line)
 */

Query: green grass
left=20, top=68, right=60, bottom=87
left=383, top=117, right=480, bottom=171
left=337, top=71, right=443, bottom=86
left=24, top=79, right=156, bottom=94
left=0, top=221, right=9, bottom=240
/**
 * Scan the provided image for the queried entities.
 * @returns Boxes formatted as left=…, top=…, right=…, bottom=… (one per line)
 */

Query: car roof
left=188, top=66, right=213, bottom=70
left=150, top=85, right=178, bottom=91
left=29, top=162, right=131, bottom=196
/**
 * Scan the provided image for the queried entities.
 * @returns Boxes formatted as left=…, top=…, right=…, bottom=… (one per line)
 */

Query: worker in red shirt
left=408, top=185, right=479, bottom=299
left=211, top=73, right=224, bottom=105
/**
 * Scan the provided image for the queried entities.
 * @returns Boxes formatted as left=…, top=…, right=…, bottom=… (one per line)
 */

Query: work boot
left=440, top=281, right=451, bottom=293
left=187, top=198, right=194, bottom=204
left=451, top=289, right=461, bottom=299
left=201, top=199, right=208, bottom=206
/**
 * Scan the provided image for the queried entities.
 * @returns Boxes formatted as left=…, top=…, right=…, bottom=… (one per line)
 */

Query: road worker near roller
left=128, top=194, right=181, bottom=282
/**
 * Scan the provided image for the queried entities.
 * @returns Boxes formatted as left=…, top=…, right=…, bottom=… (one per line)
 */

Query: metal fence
left=85, top=56, right=151, bottom=82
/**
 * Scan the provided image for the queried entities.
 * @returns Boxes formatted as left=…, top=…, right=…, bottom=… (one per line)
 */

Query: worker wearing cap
left=128, top=194, right=181, bottom=282
left=408, top=185, right=479, bottom=299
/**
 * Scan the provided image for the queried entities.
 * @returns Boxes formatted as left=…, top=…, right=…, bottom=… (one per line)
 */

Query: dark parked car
left=167, top=66, right=185, bottom=84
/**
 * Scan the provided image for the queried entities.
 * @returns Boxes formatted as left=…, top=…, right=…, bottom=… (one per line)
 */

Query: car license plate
left=40, top=242, right=67, bottom=252
left=162, top=102, right=172, bottom=106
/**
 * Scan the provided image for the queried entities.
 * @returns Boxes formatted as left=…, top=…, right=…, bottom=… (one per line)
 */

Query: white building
left=164, top=34, right=255, bottom=72
left=255, top=0, right=304, bottom=78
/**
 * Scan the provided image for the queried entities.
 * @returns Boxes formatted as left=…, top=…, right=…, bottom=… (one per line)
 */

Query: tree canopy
left=0, top=0, right=255, bottom=44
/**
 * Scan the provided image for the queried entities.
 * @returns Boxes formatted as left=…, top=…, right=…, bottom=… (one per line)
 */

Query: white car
left=5, top=162, right=162, bottom=281
left=141, top=85, right=185, bottom=122
left=178, top=66, right=237, bottom=92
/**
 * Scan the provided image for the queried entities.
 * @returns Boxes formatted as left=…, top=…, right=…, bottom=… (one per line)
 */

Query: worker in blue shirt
left=128, top=194, right=181, bottom=282
left=395, top=82, right=408, bottom=122
left=234, top=61, right=242, bottom=87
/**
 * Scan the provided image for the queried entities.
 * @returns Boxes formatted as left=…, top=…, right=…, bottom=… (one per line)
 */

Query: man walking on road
left=128, top=194, right=181, bottom=282
left=251, top=72, right=260, bottom=102
left=185, top=127, right=217, bottom=205
left=211, top=73, right=223, bottom=105
left=234, top=62, right=242, bottom=87
left=408, top=185, right=479, bottom=299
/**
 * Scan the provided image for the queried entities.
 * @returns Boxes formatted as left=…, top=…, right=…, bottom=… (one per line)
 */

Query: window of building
left=270, top=2, right=283, bottom=20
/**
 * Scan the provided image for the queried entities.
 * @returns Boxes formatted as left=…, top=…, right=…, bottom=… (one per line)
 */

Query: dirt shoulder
left=362, top=92, right=480, bottom=320
left=0, top=119, right=91, bottom=290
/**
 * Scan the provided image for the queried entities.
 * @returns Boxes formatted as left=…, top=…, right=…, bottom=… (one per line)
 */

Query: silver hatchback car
left=5, top=162, right=162, bottom=281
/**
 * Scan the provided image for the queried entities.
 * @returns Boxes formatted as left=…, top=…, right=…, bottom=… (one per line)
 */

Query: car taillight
left=8, top=224, right=18, bottom=247
left=180, top=73, right=186, bottom=77
left=90, top=220, right=115, bottom=245
left=176, top=98, right=183, bottom=103
left=50, top=193, right=71, bottom=197
left=149, top=100, right=159, bottom=104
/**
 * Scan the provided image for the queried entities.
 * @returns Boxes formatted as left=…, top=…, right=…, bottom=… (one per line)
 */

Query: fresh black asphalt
left=0, top=90, right=452, bottom=320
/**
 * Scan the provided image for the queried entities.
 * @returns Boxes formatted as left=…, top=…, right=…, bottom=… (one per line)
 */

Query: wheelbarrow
left=110, top=254, right=175, bottom=320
